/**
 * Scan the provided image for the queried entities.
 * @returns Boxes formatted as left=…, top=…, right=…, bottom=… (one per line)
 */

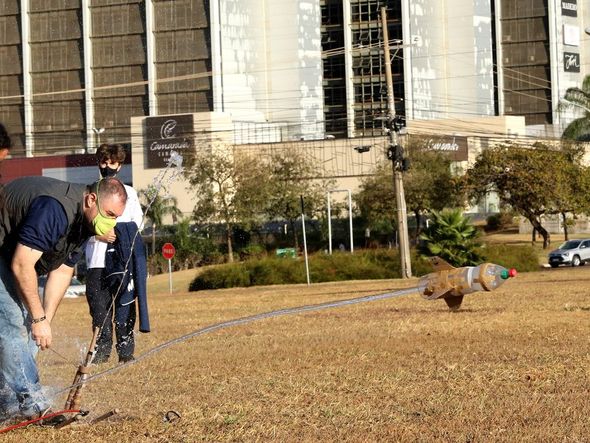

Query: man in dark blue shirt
left=0, top=176, right=127, bottom=424
left=18, top=196, right=84, bottom=266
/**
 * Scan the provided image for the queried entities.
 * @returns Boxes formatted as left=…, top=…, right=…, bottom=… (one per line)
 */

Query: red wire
left=0, top=409, right=81, bottom=434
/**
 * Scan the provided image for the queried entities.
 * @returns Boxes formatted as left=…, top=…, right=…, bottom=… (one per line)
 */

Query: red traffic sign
left=162, top=242, right=176, bottom=260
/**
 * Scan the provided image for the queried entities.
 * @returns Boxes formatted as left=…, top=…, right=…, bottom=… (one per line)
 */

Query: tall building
left=321, top=0, right=404, bottom=139
left=497, top=0, right=588, bottom=135
left=210, top=0, right=325, bottom=143
left=0, top=0, right=323, bottom=156
left=0, top=0, right=212, bottom=156
left=323, top=0, right=589, bottom=139
left=0, top=0, right=588, bottom=158
left=404, top=0, right=589, bottom=137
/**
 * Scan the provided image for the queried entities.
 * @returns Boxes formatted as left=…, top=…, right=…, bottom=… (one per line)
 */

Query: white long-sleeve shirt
left=85, top=184, right=143, bottom=269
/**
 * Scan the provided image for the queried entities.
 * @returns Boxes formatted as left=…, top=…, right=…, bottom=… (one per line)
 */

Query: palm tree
left=560, top=75, right=590, bottom=141
left=418, top=209, right=484, bottom=267
left=139, top=185, right=182, bottom=255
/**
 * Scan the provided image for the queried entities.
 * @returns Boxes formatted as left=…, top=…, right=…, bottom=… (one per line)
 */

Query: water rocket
left=419, top=257, right=517, bottom=310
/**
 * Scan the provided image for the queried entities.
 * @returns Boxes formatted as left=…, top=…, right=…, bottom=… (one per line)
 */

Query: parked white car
left=548, top=239, right=590, bottom=268
left=38, top=276, right=86, bottom=298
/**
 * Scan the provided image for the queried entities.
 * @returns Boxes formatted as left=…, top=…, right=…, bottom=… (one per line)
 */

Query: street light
left=90, top=127, right=105, bottom=154
left=92, top=127, right=105, bottom=140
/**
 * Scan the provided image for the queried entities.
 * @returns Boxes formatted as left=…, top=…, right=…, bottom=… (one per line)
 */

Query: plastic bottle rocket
left=419, top=257, right=517, bottom=310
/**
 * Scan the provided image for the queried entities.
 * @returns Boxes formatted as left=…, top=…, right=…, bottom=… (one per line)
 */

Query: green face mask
left=92, top=192, right=117, bottom=236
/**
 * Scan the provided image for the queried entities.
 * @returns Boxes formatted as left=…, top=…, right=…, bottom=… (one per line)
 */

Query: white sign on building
left=563, top=24, right=580, bottom=46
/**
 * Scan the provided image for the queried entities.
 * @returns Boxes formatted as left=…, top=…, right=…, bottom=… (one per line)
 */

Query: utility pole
left=381, top=7, right=412, bottom=278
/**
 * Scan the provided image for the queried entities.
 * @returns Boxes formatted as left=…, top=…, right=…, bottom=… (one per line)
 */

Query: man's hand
left=95, top=228, right=116, bottom=243
left=12, top=244, right=73, bottom=351
left=31, top=319, right=52, bottom=350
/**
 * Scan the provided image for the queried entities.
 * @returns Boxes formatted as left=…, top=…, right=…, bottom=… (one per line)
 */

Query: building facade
left=0, top=0, right=588, bottom=159
left=404, top=0, right=589, bottom=137
left=320, top=0, right=404, bottom=138
left=0, top=0, right=326, bottom=157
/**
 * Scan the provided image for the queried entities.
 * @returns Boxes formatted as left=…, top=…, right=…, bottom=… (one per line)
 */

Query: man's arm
left=43, top=263, right=74, bottom=322
left=11, top=243, right=51, bottom=349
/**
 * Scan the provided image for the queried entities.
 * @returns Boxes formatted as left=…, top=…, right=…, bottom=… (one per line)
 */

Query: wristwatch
left=31, top=315, right=47, bottom=324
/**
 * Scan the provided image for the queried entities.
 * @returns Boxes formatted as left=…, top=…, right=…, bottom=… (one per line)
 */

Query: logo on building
left=160, top=120, right=178, bottom=139
left=563, top=52, right=580, bottom=73
left=145, top=115, right=194, bottom=169
left=426, top=136, right=468, bottom=161
left=561, top=0, right=577, bottom=17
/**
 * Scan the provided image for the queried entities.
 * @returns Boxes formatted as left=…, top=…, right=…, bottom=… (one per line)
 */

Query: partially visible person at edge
left=85, top=144, right=145, bottom=364
left=0, top=123, right=12, bottom=211
left=0, top=123, right=11, bottom=162
left=0, top=176, right=127, bottom=424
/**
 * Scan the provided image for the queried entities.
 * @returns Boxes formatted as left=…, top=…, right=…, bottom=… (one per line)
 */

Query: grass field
left=2, top=265, right=590, bottom=441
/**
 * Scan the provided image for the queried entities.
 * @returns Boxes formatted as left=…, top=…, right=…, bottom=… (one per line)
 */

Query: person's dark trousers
left=114, top=301, right=136, bottom=362
left=85, top=268, right=113, bottom=362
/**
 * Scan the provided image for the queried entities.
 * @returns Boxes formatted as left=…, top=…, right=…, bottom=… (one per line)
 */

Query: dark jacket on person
left=104, top=221, right=150, bottom=332
left=0, top=176, right=90, bottom=275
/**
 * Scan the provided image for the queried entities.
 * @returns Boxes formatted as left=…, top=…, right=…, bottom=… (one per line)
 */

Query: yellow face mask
left=92, top=191, right=117, bottom=236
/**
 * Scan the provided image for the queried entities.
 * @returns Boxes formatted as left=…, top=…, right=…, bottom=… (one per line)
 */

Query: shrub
left=191, top=249, right=408, bottom=291
left=485, top=211, right=515, bottom=232
left=238, top=244, right=267, bottom=261
left=147, top=254, right=169, bottom=276
left=419, top=209, right=484, bottom=266
left=481, top=243, right=539, bottom=272
left=309, top=252, right=394, bottom=282
left=193, top=237, right=225, bottom=265
left=246, top=257, right=304, bottom=286
left=189, top=264, right=250, bottom=291
left=188, top=244, right=539, bottom=291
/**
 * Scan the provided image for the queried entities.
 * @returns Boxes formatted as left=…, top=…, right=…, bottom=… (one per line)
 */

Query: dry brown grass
left=3, top=268, right=590, bottom=442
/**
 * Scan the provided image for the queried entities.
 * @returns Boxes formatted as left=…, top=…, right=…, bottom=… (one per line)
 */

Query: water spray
left=55, top=151, right=185, bottom=428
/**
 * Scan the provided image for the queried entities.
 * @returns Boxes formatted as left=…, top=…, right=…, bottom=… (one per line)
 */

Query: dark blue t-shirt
left=18, top=196, right=81, bottom=267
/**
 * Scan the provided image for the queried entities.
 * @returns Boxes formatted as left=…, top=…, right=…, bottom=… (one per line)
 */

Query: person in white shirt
left=85, top=144, right=143, bottom=363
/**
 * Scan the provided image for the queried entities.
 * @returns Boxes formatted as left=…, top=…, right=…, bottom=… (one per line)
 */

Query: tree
left=403, top=139, right=465, bottom=237
left=418, top=209, right=483, bottom=266
left=466, top=142, right=589, bottom=249
left=265, top=148, right=333, bottom=249
left=139, top=185, right=182, bottom=255
left=560, top=75, right=590, bottom=141
left=354, top=162, right=396, bottom=240
left=354, top=140, right=464, bottom=241
left=545, top=142, right=590, bottom=240
left=183, top=143, right=270, bottom=262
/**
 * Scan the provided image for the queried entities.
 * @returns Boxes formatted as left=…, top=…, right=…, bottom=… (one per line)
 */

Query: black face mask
left=99, top=166, right=119, bottom=178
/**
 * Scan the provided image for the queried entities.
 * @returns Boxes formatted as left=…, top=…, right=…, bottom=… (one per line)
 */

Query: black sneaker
left=8, top=408, right=67, bottom=427
left=118, top=355, right=135, bottom=363
left=38, top=409, right=67, bottom=427
left=93, top=354, right=110, bottom=364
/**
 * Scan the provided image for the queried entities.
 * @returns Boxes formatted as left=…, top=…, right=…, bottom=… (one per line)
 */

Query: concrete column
left=146, top=0, right=158, bottom=115
left=20, top=0, right=33, bottom=156
left=81, top=0, right=96, bottom=153
left=342, top=0, right=355, bottom=138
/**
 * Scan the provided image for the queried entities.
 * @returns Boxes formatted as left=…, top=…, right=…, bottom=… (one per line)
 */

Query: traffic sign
left=162, top=242, right=176, bottom=260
